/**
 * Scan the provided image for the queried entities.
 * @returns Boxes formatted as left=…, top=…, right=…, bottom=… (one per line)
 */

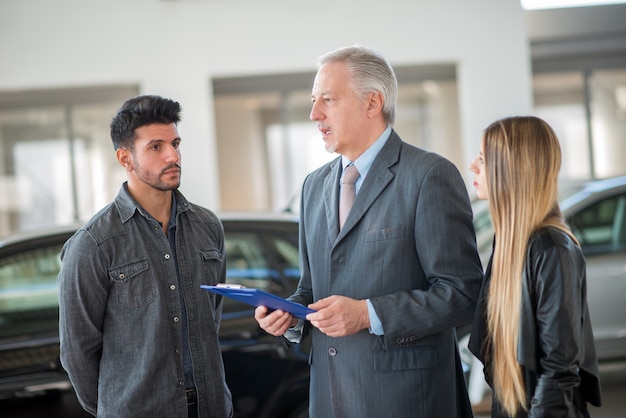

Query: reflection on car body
left=0, top=212, right=309, bottom=418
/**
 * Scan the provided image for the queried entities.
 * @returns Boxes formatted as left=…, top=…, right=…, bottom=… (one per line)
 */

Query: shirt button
left=178, top=381, right=185, bottom=387
left=328, top=347, right=337, bottom=357
left=173, top=316, right=179, bottom=323
left=170, top=285, right=176, bottom=290
left=164, top=254, right=171, bottom=260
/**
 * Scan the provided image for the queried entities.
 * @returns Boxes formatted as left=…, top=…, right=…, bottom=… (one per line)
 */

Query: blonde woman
left=467, top=116, right=602, bottom=417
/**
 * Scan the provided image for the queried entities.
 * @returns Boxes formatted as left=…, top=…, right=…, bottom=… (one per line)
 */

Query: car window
left=223, top=230, right=300, bottom=316
left=0, top=244, right=62, bottom=339
left=568, top=193, right=626, bottom=254
left=225, top=232, right=287, bottom=293
left=272, top=236, right=300, bottom=280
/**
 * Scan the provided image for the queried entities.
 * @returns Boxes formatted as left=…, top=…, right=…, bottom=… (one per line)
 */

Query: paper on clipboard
left=201, top=285, right=316, bottom=320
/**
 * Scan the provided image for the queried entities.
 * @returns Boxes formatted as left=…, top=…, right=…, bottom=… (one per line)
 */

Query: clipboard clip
left=216, top=283, right=246, bottom=289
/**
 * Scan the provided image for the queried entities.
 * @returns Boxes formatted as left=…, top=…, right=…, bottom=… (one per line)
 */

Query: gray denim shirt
left=58, top=183, right=233, bottom=418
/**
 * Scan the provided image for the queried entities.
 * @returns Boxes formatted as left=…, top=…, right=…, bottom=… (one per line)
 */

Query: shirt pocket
left=200, top=248, right=223, bottom=286
left=109, top=259, right=155, bottom=308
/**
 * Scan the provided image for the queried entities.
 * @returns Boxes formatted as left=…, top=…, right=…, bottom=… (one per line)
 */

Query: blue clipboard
left=201, top=285, right=316, bottom=320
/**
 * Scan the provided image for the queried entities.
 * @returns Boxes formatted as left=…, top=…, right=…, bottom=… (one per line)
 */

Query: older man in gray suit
left=256, top=45, right=483, bottom=418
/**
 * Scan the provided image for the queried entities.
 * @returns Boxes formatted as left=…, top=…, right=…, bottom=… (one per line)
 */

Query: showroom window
left=0, top=85, right=138, bottom=236
left=1, top=60, right=624, bottom=233
left=533, top=69, right=626, bottom=181
left=214, top=64, right=626, bottom=212
left=213, top=65, right=461, bottom=211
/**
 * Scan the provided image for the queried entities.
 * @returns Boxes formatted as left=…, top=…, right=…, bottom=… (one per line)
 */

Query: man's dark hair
left=110, top=95, right=182, bottom=150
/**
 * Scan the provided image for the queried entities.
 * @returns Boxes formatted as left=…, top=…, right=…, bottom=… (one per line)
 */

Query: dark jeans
left=187, top=388, right=198, bottom=418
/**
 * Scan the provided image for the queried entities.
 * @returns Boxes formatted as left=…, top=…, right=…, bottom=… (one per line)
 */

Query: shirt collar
left=116, top=182, right=187, bottom=224
left=341, top=124, right=392, bottom=178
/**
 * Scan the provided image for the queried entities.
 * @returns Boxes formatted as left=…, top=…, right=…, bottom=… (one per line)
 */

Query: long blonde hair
left=483, top=116, right=576, bottom=416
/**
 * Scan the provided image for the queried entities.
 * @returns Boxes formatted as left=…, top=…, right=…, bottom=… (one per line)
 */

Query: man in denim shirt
left=58, top=95, right=233, bottom=418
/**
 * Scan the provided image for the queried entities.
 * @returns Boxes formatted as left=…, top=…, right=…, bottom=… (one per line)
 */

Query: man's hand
left=254, top=306, right=297, bottom=336
left=306, top=295, right=370, bottom=337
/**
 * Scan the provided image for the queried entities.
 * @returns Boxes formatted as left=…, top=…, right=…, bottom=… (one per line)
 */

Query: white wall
left=0, top=0, right=533, bottom=208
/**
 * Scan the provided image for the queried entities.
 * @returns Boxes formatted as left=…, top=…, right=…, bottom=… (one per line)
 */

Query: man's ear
left=116, top=148, right=132, bottom=171
left=366, top=91, right=384, bottom=118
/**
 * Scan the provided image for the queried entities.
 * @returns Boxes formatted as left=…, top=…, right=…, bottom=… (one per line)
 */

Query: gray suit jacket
left=290, top=131, right=483, bottom=417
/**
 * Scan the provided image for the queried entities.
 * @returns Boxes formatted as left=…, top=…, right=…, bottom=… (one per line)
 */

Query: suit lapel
left=324, top=157, right=342, bottom=240
left=336, top=131, right=401, bottom=241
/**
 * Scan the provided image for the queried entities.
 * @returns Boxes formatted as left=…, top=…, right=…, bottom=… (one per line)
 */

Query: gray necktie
left=339, top=164, right=360, bottom=230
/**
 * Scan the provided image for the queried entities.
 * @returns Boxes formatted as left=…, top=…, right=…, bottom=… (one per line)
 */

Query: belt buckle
left=186, top=388, right=197, bottom=406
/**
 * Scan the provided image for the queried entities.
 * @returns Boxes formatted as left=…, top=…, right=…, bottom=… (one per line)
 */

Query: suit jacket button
left=328, top=347, right=337, bottom=357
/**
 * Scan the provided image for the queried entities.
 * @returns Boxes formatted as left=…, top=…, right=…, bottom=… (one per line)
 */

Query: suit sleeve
left=371, top=157, right=483, bottom=346
left=288, top=172, right=314, bottom=308
left=283, top=173, right=314, bottom=343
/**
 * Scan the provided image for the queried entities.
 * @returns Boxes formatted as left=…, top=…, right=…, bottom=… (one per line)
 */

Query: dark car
left=0, top=212, right=308, bottom=418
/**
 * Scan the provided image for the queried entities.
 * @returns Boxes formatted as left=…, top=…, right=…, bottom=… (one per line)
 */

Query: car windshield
left=0, top=245, right=62, bottom=339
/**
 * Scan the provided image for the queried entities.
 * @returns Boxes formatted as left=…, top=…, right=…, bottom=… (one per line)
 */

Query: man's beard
left=137, top=163, right=181, bottom=191
left=152, top=179, right=180, bottom=191
left=324, top=139, right=338, bottom=154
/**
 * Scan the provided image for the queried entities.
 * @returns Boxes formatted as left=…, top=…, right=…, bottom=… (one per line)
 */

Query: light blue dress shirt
left=340, top=125, right=391, bottom=195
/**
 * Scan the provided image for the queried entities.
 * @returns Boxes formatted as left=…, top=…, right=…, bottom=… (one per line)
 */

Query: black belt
left=186, top=388, right=197, bottom=406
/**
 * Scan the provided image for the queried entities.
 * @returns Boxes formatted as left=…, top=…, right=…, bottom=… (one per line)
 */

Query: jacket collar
left=114, top=182, right=191, bottom=224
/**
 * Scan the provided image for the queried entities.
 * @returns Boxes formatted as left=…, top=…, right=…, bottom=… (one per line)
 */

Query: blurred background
left=1, top=1, right=626, bottom=416
left=0, top=0, right=625, bottom=234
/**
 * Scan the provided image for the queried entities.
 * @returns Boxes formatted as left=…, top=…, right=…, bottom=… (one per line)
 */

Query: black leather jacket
left=469, top=227, right=602, bottom=417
